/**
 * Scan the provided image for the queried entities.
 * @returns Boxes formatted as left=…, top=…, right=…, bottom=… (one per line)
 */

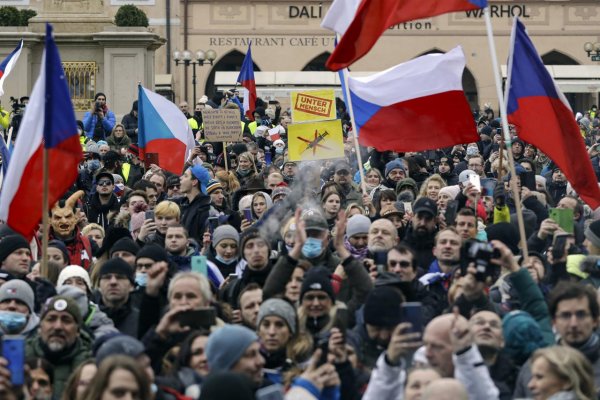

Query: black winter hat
left=136, top=244, right=169, bottom=263
left=240, top=228, right=270, bottom=256
left=485, top=222, right=520, bottom=255
left=48, top=240, right=69, bottom=264
left=0, top=235, right=30, bottom=263
left=480, top=125, right=493, bottom=136
left=99, top=258, right=135, bottom=284
left=300, top=267, right=334, bottom=301
left=109, top=237, right=140, bottom=258
left=200, top=372, right=254, bottom=400
left=363, top=286, right=403, bottom=327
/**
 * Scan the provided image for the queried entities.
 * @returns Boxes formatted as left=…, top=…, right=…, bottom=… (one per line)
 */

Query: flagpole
left=223, top=142, right=229, bottom=172
left=41, top=147, right=49, bottom=278
left=336, top=35, right=367, bottom=196
left=484, top=10, right=529, bottom=260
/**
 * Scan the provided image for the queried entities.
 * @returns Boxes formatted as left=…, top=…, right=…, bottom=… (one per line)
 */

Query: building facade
left=2, top=0, right=600, bottom=116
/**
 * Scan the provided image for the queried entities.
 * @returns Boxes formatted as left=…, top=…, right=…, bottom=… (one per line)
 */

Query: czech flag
left=322, top=0, right=488, bottom=71
left=0, top=39, right=23, bottom=97
left=349, top=46, right=478, bottom=152
left=138, top=85, right=195, bottom=174
left=506, top=19, right=600, bottom=209
left=0, top=25, right=82, bottom=240
left=237, top=42, right=257, bottom=120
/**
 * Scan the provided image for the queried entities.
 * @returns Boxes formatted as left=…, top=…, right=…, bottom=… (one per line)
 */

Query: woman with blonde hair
left=236, top=151, right=257, bottom=187
left=418, top=173, right=446, bottom=202
left=528, top=345, right=595, bottom=400
left=106, top=123, right=131, bottom=153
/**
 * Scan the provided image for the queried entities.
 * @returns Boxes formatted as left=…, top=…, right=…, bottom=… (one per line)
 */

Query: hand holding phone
left=401, top=302, right=424, bottom=335
left=2, top=336, right=24, bottom=386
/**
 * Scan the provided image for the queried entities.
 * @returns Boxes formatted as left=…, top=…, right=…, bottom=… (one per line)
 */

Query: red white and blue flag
left=0, top=39, right=23, bottom=97
left=322, top=0, right=488, bottom=71
left=237, top=42, right=257, bottom=120
left=138, top=85, right=195, bottom=174
left=0, top=25, right=82, bottom=239
left=348, top=46, right=478, bottom=152
left=506, top=18, right=600, bottom=209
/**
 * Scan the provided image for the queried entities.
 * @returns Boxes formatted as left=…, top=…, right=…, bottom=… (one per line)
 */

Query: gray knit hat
left=212, top=225, right=240, bottom=246
left=257, top=298, right=297, bottom=335
left=585, top=220, right=600, bottom=249
left=346, top=214, right=371, bottom=238
left=206, top=325, right=258, bottom=372
left=0, top=279, right=34, bottom=313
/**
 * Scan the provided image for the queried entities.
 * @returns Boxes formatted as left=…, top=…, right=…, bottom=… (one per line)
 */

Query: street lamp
left=173, top=48, right=217, bottom=105
left=583, top=42, right=600, bottom=61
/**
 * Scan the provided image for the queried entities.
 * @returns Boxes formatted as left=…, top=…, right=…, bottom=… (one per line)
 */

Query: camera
left=460, top=239, right=501, bottom=281
left=95, top=101, right=102, bottom=112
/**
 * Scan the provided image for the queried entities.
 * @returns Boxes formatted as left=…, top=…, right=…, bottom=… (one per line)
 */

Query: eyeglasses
left=169, top=184, right=181, bottom=189
left=336, top=170, right=350, bottom=176
left=556, top=311, right=591, bottom=321
left=136, top=263, right=154, bottom=270
left=388, top=260, right=412, bottom=268
left=97, top=180, right=113, bottom=186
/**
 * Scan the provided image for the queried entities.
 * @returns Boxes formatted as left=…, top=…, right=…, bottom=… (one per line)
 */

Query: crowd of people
left=0, top=91, right=599, bottom=400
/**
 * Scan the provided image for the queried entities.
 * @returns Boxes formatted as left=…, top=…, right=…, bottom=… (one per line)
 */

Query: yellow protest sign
left=291, top=89, right=336, bottom=122
left=287, top=120, right=344, bottom=162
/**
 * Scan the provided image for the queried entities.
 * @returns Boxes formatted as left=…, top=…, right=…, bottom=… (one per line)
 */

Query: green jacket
left=509, top=267, right=555, bottom=346
left=26, top=333, right=92, bottom=399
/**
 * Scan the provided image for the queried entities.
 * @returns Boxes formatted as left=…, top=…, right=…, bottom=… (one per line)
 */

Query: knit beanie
left=363, top=286, right=403, bottom=327
left=99, top=258, right=135, bottom=284
left=346, top=214, right=371, bottom=238
left=502, top=310, right=547, bottom=366
left=41, top=296, right=82, bottom=326
left=48, top=240, right=69, bottom=264
left=240, top=228, right=270, bottom=257
left=385, top=159, right=406, bottom=178
left=0, top=235, right=30, bottom=263
left=485, top=222, right=520, bottom=255
left=199, top=372, right=255, bottom=400
left=109, top=237, right=140, bottom=258
left=213, top=225, right=240, bottom=246
left=271, top=184, right=291, bottom=200
left=206, top=180, right=223, bottom=195
left=190, top=164, right=211, bottom=194
left=96, top=334, right=146, bottom=366
left=205, top=325, right=258, bottom=372
left=585, top=220, right=600, bottom=249
left=57, top=265, right=92, bottom=291
left=300, top=267, right=334, bottom=301
left=0, top=279, right=34, bottom=312
left=257, top=298, right=297, bottom=335
left=135, top=244, right=169, bottom=263
left=57, top=285, right=89, bottom=320
left=438, top=185, right=460, bottom=200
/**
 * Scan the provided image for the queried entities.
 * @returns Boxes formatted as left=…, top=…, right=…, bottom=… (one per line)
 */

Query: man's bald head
left=423, top=314, right=467, bottom=377
left=421, top=378, right=468, bottom=400
left=368, top=218, right=398, bottom=253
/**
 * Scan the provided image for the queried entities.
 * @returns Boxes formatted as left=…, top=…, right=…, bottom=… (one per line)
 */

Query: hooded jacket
left=86, top=191, right=120, bottom=230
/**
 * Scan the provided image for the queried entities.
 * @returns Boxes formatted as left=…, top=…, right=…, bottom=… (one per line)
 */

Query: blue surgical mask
left=135, top=272, right=148, bottom=287
left=215, top=255, right=237, bottom=265
left=0, top=310, right=27, bottom=334
left=275, top=147, right=284, bottom=155
left=86, top=159, right=101, bottom=171
left=302, top=237, right=323, bottom=258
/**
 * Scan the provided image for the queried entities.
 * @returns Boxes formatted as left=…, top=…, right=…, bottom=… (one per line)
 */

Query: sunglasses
left=97, top=180, right=113, bottom=186
left=169, top=184, right=181, bottom=189
left=389, top=260, right=412, bottom=268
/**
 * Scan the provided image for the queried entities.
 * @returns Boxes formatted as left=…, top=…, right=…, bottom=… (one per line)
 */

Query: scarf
left=572, top=332, right=600, bottom=364
left=343, top=238, right=368, bottom=260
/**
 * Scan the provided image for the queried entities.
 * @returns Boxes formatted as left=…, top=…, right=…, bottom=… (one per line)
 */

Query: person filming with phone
left=83, top=92, right=116, bottom=141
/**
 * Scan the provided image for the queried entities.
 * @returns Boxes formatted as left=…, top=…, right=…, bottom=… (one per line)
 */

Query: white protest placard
left=202, top=109, right=242, bottom=142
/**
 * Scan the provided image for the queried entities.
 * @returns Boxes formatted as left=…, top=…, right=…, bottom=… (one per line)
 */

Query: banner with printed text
left=291, top=89, right=337, bottom=122
left=287, top=119, right=344, bottom=161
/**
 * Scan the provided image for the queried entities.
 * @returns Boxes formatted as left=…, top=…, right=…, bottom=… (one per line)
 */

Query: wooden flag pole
left=485, top=11, right=529, bottom=260
left=41, top=147, right=49, bottom=279
left=336, top=34, right=367, bottom=196
left=223, top=142, right=229, bottom=172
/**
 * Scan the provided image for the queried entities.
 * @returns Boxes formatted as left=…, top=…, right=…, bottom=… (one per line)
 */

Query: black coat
left=86, top=192, right=120, bottom=230
left=179, top=193, right=211, bottom=244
